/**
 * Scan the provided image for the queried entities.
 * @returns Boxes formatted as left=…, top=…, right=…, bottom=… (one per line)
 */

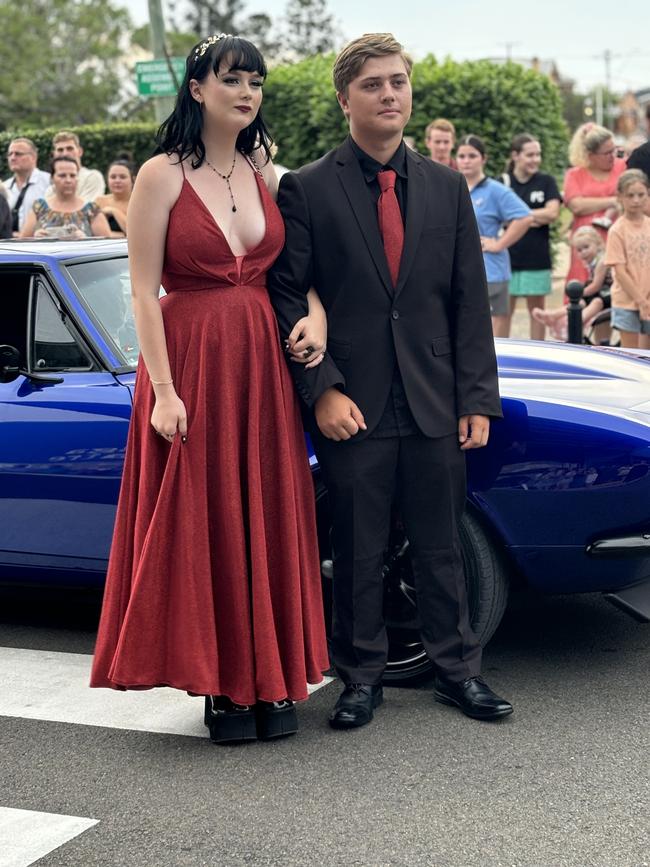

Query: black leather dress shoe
left=434, top=676, right=513, bottom=721
left=329, top=683, right=383, bottom=729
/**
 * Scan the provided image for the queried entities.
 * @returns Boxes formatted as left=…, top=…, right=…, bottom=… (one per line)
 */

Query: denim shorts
left=611, top=307, right=650, bottom=334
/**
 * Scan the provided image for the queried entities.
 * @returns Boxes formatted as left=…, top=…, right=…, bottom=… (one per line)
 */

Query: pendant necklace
left=205, top=151, right=238, bottom=212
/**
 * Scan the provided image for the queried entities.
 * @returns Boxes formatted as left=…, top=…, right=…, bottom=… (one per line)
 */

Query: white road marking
left=0, top=806, right=97, bottom=867
left=0, top=647, right=334, bottom=737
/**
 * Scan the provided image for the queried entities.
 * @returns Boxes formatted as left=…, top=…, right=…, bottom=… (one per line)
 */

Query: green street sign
left=135, top=58, right=186, bottom=97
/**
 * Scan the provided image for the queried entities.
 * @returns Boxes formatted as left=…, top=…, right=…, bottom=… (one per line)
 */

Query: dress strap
left=245, top=151, right=265, bottom=180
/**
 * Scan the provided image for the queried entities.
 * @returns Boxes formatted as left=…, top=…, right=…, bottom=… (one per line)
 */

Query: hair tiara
left=194, top=33, right=231, bottom=61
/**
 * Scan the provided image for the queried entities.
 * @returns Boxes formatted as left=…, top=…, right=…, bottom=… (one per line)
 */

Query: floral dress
left=32, top=198, right=100, bottom=237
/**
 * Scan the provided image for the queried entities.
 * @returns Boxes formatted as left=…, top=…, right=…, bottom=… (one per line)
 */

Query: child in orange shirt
left=605, top=169, right=650, bottom=349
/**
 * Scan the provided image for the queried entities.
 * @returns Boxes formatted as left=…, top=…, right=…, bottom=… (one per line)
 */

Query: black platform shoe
left=255, top=699, right=298, bottom=740
left=205, top=696, right=257, bottom=744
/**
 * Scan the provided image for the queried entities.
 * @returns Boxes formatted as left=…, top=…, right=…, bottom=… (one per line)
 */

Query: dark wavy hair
left=505, top=133, right=538, bottom=174
left=50, top=155, right=79, bottom=173
left=156, top=35, right=273, bottom=168
left=107, top=153, right=137, bottom=182
left=457, top=134, right=487, bottom=158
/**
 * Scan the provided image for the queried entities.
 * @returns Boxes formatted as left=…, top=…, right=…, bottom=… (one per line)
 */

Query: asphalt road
left=0, top=586, right=648, bottom=867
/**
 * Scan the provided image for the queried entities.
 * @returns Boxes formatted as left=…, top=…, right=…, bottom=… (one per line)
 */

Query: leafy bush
left=264, top=55, right=568, bottom=176
left=1, top=56, right=568, bottom=184
left=0, top=123, right=158, bottom=178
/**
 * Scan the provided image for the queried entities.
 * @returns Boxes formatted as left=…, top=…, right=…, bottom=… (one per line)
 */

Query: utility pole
left=148, top=0, right=176, bottom=122
left=604, top=49, right=613, bottom=129
left=595, top=86, right=604, bottom=126
left=498, top=41, right=521, bottom=61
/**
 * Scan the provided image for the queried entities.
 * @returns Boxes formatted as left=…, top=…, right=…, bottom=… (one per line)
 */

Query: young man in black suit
left=268, top=33, right=512, bottom=727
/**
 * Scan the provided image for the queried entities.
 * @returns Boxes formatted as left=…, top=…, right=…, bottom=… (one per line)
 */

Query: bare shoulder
left=134, top=153, right=184, bottom=207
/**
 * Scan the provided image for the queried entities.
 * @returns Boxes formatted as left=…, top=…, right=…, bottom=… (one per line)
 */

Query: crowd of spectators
left=1, top=131, right=135, bottom=241
left=2, top=106, right=649, bottom=345
left=422, top=105, right=650, bottom=345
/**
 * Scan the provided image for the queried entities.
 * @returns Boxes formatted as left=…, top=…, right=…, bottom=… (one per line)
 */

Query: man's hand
left=315, top=388, right=367, bottom=441
left=458, top=414, right=490, bottom=450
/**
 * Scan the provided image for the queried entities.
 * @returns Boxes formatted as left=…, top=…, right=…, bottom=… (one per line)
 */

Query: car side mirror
left=0, top=345, right=20, bottom=382
left=0, top=344, right=64, bottom=385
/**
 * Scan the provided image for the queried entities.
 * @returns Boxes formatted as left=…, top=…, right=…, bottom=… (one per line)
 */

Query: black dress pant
left=313, top=431, right=482, bottom=685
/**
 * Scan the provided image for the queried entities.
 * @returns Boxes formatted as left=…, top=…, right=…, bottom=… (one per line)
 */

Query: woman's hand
left=150, top=392, right=188, bottom=443
left=480, top=236, right=501, bottom=253
left=286, top=288, right=327, bottom=369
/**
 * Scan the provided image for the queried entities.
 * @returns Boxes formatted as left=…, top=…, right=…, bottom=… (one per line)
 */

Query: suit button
left=391, top=310, right=400, bottom=320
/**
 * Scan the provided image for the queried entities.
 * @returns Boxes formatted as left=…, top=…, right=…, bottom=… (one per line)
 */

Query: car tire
left=317, top=489, right=510, bottom=687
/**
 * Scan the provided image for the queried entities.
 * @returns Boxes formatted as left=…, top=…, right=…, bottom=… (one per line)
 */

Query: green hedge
left=264, top=55, right=568, bottom=177
left=0, top=123, right=158, bottom=178
left=1, top=56, right=568, bottom=182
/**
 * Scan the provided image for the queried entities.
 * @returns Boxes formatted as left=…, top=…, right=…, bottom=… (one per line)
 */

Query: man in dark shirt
left=269, top=34, right=512, bottom=730
left=627, top=104, right=650, bottom=215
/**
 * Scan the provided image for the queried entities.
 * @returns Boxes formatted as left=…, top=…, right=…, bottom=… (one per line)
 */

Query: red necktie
left=377, top=169, right=404, bottom=287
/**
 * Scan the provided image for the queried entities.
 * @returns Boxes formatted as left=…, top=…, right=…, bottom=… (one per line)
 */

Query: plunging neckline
left=182, top=166, right=268, bottom=260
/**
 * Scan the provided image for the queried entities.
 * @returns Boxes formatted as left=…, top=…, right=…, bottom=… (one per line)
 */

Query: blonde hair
left=425, top=118, right=456, bottom=139
left=617, top=167, right=649, bottom=194
left=52, top=130, right=81, bottom=147
left=333, top=33, right=412, bottom=95
left=571, top=226, right=604, bottom=250
left=568, top=123, right=613, bottom=168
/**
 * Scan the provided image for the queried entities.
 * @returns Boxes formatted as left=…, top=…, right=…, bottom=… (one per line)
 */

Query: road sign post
left=135, top=58, right=185, bottom=99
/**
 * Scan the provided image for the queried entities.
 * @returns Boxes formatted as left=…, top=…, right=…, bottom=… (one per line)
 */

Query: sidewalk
left=509, top=241, right=569, bottom=340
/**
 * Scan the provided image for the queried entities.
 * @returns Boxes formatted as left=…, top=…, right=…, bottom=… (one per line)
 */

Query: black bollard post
left=565, top=280, right=585, bottom=344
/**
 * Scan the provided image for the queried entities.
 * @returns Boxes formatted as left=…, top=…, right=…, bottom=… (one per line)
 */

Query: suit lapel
left=335, top=141, right=394, bottom=298
left=395, top=149, right=426, bottom=297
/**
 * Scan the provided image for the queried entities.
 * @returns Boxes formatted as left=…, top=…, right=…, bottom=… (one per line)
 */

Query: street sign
left=135, top=58, right=186, bottom=97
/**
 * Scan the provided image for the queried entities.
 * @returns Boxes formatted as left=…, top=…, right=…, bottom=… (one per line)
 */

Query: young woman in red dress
left=90, top=35, right=330, bottom=744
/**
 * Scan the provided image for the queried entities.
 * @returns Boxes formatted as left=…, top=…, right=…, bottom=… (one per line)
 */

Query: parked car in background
left=1, top=240, right=649, bottom=684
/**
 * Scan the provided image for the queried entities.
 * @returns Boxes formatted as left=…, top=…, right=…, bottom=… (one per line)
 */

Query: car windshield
left=66, top=256, right=140, bottom=367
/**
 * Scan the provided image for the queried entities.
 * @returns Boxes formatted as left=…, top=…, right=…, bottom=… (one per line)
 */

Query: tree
left=131, top=24, right=199, bottom=60
left=263, top=55, right=568, bottom=176
left=185, top=0, right=244, bottom=35
left=283, top=0, right=339, bottom=59
left=184, top=1, right=278, bottom=57
left=0, top=0, right=132, bottom=130
left=244, top=13, right=280, bottom=59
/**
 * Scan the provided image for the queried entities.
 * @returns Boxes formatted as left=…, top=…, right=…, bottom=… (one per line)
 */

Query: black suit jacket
left=268, top=138, right=502, bottom=439
left=627, top=141, right=650, bottom=177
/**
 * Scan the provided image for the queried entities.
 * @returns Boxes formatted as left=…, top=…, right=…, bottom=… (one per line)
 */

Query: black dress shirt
left=349, top=137, right=418, bottom=438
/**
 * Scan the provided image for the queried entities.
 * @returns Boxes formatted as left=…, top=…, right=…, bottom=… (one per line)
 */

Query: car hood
left=496, top=340, right=650, bottom=421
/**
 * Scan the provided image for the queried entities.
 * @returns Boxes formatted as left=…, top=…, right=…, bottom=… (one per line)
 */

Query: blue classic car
left=1, top=240, right=649, bottom=683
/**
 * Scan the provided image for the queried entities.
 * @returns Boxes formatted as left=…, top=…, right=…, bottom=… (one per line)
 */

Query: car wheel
left=317, top=491, right=510, bottom=687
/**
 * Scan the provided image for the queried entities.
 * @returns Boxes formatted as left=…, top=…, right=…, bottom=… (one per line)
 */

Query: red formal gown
left=90, top=164, right=329, bottom=704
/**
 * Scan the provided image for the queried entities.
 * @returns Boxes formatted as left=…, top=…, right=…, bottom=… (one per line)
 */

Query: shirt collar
left=8, top=172, right=33, bottom=190
left=349, top=136, right=408, bottom=183
left=470, top=175, right=490, bottom=192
